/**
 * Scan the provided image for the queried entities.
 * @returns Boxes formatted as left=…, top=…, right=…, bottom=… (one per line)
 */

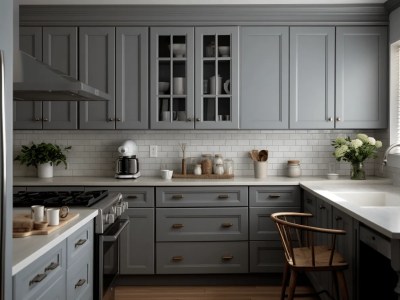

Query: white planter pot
left=37, top=162, right=53, bottom=178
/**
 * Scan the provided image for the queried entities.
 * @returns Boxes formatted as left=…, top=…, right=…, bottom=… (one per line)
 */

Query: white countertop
left=13, top=175, right=392, bottom=186
left=12, top=208, right=98, bottom=275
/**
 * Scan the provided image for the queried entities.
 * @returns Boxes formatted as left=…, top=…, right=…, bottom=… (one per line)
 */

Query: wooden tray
left=13, top=213, right=79, bottom=238
left=172, top=173, right=234, bottom=179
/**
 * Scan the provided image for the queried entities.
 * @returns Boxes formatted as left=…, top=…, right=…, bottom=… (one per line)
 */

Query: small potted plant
left=15, top=142, right=71, bottom=178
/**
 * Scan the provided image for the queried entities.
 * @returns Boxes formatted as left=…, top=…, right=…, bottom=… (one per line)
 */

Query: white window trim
left=389, top=42, right=400, bottom=166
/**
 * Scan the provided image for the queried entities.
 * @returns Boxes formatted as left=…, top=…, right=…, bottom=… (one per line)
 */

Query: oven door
left=97, top=218, right=129, bottom=300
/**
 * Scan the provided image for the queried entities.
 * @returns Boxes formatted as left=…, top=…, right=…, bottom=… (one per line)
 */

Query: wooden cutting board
left=13, top=213, right=79, bottom=238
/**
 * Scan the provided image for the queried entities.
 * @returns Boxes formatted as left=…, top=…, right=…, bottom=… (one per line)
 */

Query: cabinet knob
left=186, top=117, right=192, bottom=122
left=75, top=279, right=86, bottom=289
left=328, top=117, right=333, bottom=122
left=116, top=118, right=121, bottom=122
left=108, top=117, right=114, bottom=122
left=336, top=117, right=341, bottom=122
left=196, top=118, right=201, bottom=122
left=42, top=118, right=48, bottom=122
left=35, top=117, right=41, bottom=121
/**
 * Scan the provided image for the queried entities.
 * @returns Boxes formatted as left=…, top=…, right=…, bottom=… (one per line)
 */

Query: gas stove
left=13, top=190, right=110, bottom=207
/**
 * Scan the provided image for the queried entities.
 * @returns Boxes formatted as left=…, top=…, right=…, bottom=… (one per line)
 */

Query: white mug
left=210, top=75, right=222, bottom=95
left=47, top=208, right=60, bottom=226
left=173, top=77, right=185, bottom=95
left=177, top=111, right=187, bottom=121
left=161, top=111, right=171, bottom=121
left=160, top=169, right=173, bottom=180
left=31, top=205, right=45, bottom=222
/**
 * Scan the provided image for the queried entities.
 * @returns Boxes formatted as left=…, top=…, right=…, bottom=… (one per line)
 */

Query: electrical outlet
left=150, top=145, right=158, bottom=157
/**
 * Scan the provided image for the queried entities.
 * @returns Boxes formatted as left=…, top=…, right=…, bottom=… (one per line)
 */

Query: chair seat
left=290, top=245, right=348, bottom=270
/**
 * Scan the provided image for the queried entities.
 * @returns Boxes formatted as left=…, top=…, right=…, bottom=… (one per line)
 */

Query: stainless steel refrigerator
left=0, top=0, right=14, bottom=299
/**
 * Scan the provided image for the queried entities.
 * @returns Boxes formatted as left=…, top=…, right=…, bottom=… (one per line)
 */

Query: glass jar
left=213, top=154, right=224, bottom=174
left=287, top=160, right=301, bottom=177
left=223, top=159, right=234, bottom=175
left=201, top=154, right=212, bottom=175
left=214, top=164, right=224, bottom=175
left=194, top=164, right=202, bottom=175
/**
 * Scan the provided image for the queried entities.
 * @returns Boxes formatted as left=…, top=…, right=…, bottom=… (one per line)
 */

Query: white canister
left=173, top=77, right=185, bottom=95
left=214, top=164, right=224, bottom=175
left=209, top=75, right=222, bottom=95
left=254, top=161, right=268, bottom=179
left=287, top=160, right=301, bottom=177
left=213, top=154, right=224, bottom=174
left=194, top=164, right=202, bottom=175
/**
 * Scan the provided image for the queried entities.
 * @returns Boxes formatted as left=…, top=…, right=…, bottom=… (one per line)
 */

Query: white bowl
left=158, top=82, right=170, bottom=94
left=171, top=44, right=186, bottom=57
left=218, top=46, right=230, bottom=57
left=160, top=169, right=173, bottom=180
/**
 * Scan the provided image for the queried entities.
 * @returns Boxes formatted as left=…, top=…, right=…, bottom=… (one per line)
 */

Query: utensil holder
left=254, top=161, right=268, bottom=179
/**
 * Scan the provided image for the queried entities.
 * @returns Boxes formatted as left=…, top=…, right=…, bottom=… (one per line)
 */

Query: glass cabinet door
left=150, top=27, right=195, bottom=129
left=195, top=27, right=239, bottom=129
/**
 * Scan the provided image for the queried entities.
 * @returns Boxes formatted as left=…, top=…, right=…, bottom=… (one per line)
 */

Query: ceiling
left=18, top=0, right=387, bottom=5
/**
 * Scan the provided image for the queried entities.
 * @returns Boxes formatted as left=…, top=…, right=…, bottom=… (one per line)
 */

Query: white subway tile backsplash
left=13, top=129, right=387, bottom=178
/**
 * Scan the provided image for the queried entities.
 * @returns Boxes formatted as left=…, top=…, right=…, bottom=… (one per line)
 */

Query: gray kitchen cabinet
left=195, top=27, right=239, bottom=129
left=108, top=187, right=155, bottom=275
left=289, top=27, right=335, bottom=129
left=336, top=26, right=388, bottom=129
left=150, top=27, right=195, bottom=129
left=249, top=186, right=300, bottom=273
left=155, top=186, right=248, bottom=274
left=116, top=27, right=149, bottom=129
left=15, top=27, right=79, bottom=130
left=240, top=27, right=289, bottom=129
left=79, top=27, right=116, bottom=129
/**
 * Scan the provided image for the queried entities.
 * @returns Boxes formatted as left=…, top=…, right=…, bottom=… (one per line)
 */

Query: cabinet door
left=240, top=27, right=289, bottom=129
left=150, top=27, right=195, bottom=129
left=42, top=27, right=78, bottom=129
left=336, top=26, right=388, bottom=129
left=79, top=27, right=116, bottom=129
left=195, top=27, right=239, bottom=129
left=116, top=27, right=149, bottom=129
left=120, top=208, right=154, bottom=274
left=15, top=27, right=43, bottom=130
left=289, top=27, right=335, bottom=129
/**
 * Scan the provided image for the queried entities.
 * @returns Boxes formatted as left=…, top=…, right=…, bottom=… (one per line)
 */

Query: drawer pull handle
left=75, top=239, right=87, bottom=248
left=127, top=195, right=138, bottom=199
left=29, top=273, right=47, bottom=286
left=319, top=205, right=326, bottom=210
left=75, top=279, right=86, bottom=289
left=221, top=222, right=233, bottom=228
left=335, top=216, right=342, bottom=221
left=172, top=195, right=183, bottom=200
left=268, top=194, right=281, bottom=199
left=218, top=194, right=229, bottom=199
left=222, top=255, right=234, bottom=261
left=172, top=256, right=183, bottom=261
left=172, top=223, right=184, bottom=229
left=44, top=262, right=59, bottom=272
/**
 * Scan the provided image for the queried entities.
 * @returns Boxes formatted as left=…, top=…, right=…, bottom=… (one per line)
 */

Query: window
left=390, top=42, right=400, bottom=145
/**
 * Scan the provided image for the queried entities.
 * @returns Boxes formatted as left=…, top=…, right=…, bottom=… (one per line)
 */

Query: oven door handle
left=102, top=219, right=129, bottom=242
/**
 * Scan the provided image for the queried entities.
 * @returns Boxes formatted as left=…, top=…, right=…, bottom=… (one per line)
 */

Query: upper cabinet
left=150, top=26, right=239, bottom=129
left=240, top=27, right=289, bottom=129
left=15, top=27, right=78, bottom=130
left=336, top=26, right=388, bottom=129
left=289, top=27, right=335, bottom=129
left=79, top=27, right=149, bottom=130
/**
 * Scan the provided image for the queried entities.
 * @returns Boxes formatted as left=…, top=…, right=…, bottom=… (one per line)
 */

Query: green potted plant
left=15, top=142, right=72, bottom=178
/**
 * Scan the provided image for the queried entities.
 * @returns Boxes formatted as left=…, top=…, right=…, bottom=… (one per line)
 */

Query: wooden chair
left=270, top=212, right=349, bottom=300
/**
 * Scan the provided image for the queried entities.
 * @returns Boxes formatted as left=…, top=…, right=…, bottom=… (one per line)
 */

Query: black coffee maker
left=115, top=140, right=141, bottom=179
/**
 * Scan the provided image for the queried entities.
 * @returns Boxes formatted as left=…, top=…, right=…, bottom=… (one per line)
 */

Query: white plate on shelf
left=224, top=80, right=230, bottom=94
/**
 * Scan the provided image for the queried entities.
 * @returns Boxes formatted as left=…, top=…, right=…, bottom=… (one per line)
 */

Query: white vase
left=37, top=162, right=53, bottom=178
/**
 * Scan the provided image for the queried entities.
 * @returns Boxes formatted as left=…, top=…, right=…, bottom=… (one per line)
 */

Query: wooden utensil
left=259, top=150, right=268, bottom=161
left=249, top=150, right=259, bottom=161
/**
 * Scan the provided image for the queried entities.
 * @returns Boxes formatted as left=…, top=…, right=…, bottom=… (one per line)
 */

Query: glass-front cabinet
left=195, top=27, right=239, bottom=129
left=150, top=27, right=195, bottom=129
left=150, top=26, right=239, bottom=129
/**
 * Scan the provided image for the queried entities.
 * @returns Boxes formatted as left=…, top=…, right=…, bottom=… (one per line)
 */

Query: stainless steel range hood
left=13, top=51, right=111, bottom=101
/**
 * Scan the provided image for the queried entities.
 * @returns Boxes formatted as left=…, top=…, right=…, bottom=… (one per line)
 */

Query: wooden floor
left=115, top=285, right=319, bottom=300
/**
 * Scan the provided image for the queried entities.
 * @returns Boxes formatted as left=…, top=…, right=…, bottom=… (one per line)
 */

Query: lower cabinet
left=249, top=186, right=301, bottom=273
left=13, top=220, right=94, bottom=300
left=155, top=186, right=249, bottom=274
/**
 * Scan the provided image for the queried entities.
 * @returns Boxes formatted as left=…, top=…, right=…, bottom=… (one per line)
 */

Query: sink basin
left=333, top=191, right=400, bottom=207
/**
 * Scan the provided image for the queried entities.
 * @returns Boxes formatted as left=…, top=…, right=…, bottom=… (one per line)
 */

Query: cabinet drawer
left=250, top=207, right=300, bottom=240
left=249, top=241, right=285, bottom=273
left=249, top=186, right=300, bottom=207
left=13, top=241, right=66, bottom=300
left=156, top=186, right=248, bottom=207
left=156, top=241, right=248, bottom=274
left=360, top=224, right=391, bottom=259
left=67, top=221, right=93, bottom=268
left=104, top=187, right=155, bottom=207
left=156, top=207, right=248, bottom=241
left=67, top=253, right=92, bottom=300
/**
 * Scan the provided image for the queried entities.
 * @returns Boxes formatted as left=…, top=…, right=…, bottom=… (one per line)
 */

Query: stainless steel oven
left=97, top=218, right=129, bottom=300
